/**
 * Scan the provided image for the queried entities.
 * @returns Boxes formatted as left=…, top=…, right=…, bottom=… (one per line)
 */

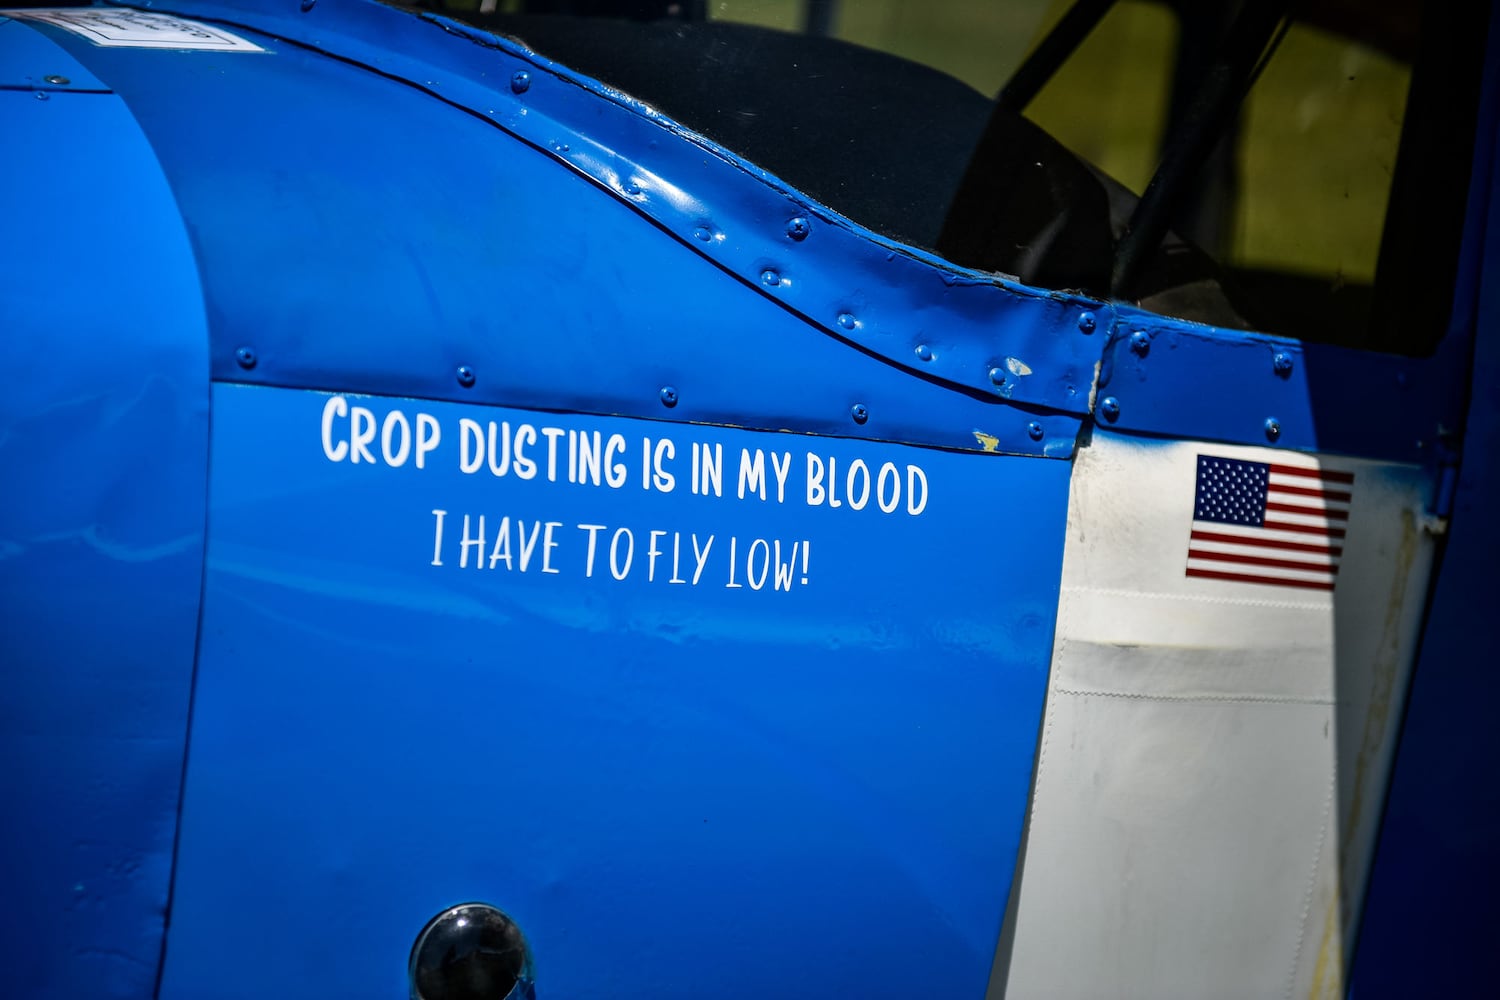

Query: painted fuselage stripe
left=1269, top=464, right=1355, bottom=484
left=1265, top=501, right=1349, bottom=518
left=1185, top=567, right=1336, bottom=590
left=1188, top=529, right=1342, bottom=556
left=1187, top=549, right=1338, bottom=573
left=1271, top=482, right=1353, bottom=503
left=1262, top=520, right=1347, bottom=538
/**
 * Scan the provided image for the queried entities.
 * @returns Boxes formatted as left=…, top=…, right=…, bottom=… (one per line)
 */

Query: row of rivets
left=229, top=57, right=1079, bottom=449
left=230, top=347, right=1047, bottom=445
left=1107, top=329, right=1294, bottom=441
left=501, top=46, right=1098, bottom=427
left=1099, top=392, right=1282, bottom=442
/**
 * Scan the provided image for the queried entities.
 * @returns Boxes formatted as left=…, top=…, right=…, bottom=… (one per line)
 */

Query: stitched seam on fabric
left=1062, top=585, right=1327, bottom=612
left=1286, top=768, right=1337, bottom=998
left=1054, top=686, right=1334, bottom=706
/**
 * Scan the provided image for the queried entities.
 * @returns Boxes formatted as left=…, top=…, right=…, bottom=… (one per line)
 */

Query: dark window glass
left=412, top=1, right=1487, bottom=356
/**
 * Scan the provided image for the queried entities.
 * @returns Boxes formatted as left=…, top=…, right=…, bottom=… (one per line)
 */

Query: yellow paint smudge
left=1307, top=890, right=1344, bottom=999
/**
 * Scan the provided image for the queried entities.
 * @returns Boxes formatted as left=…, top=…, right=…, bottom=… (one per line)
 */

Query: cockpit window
left=413, top=1, right=1485, bottom=356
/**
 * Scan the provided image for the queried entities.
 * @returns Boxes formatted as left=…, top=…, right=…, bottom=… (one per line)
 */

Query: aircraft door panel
left=156, top=383, right=1070, bottom=1000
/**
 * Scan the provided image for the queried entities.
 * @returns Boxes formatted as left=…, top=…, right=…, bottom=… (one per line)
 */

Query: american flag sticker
left=1186, top=455, right=1353, bottom=592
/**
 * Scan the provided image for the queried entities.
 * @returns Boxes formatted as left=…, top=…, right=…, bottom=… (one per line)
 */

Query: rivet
left=1027, top=421, right=1044, bottom=441
left=34, top=91, right=48, bottom=101
left=623, top=180, right=642, bottom=197
left=786, top=217, right=810, bottom=241
left=235, top=347, right=257, bottom=370
left=1078, top=311, right=1096, bottom=333
left=457, top=365, right=476, bottom=388
left=1265, top=417, right=1282, bottom=442
left=510, top=71, right=531, bottom=94
left=989, top=367, right=1006, bottom=386
left=659, top=385, right=678, bottom=407
left=43, top=74, right=70, bottom=85
left=1273, top=352, right=1294, bottom=376
left=836, top=312, right=857, bottom=331
left=760, top=268, right=782, bottom=288
left=914, top=343, right=933, bottom=362
left=300, top=0, right=316, bottom=10
left=851, top=403, right=868, bottom=425
left=692, top=226, right=713, bottom=243
left=551, top=141, right=570, bottom=154
left=1129, top=330, right=1150, bottom=356
left=1099, top=396, right=1121, bottom=422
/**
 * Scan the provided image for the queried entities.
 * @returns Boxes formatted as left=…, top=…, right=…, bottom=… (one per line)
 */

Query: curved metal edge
left=0, top=16, right=113, bottom=90
left=0, top=39, right=213, bottom=999
left=113, top=0, right=1107, bottom=417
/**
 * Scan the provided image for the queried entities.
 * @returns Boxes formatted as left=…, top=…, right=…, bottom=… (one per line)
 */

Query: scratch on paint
left=1306, top=893, right=1343, bottom=999
left=972, top=431, right=1000, bottom=452
left=1004, top=356, right=1033, bottom=377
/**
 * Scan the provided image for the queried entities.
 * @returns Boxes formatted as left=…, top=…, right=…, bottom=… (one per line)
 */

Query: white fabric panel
left=997, top=433, right=1437, bottom=1000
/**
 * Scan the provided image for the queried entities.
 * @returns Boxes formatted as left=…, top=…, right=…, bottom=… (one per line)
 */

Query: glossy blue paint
left=4, top=5, right=1487, bottom=998
left=0, top=50, right=209, bottom=1000
left=1098, top=305, right=1470, bottom=465
left=158, top=384, right=1070, bottom=1000
left=0, top=15, right=109, bottom=91
left=53, top=0, right=1098, bottom=447
left=48, top=0, right=1473, bottom=468
left=1349, top=6, right=1500, bottom=991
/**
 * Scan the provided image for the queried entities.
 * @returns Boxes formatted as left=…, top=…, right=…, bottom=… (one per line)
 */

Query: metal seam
left=1061, top=584, right=1328, bottom=612
left=1052, top=686, right=1335, bottom=707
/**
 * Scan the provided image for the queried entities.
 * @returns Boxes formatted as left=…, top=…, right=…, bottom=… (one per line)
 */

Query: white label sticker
left=6, top=8, right=265, bottom=51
